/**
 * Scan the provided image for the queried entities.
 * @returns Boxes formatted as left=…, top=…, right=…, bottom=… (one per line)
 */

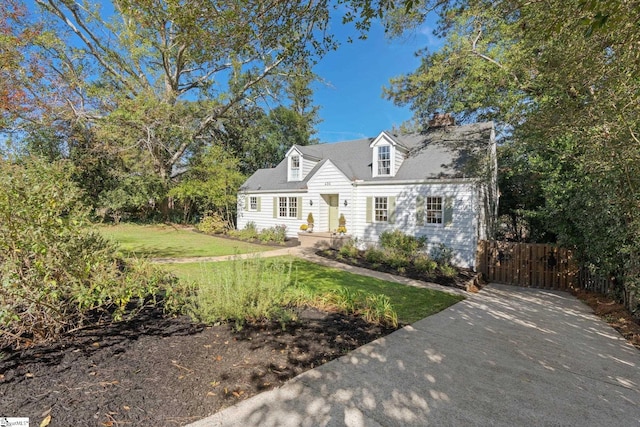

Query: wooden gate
left=477, top=241, right=578, bottom=290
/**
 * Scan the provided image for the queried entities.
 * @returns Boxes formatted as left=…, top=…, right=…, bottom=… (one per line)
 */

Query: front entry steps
left=297, top=232, right=350, bottom=250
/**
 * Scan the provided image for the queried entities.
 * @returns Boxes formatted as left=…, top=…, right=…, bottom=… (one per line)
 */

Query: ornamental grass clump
left=186, top=257, right=297, bottom=328
left=314, top=287, right=398, bottom=328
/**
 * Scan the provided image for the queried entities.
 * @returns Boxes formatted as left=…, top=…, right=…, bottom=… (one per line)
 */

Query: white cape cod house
left=237, top=121, right=498, bottom=268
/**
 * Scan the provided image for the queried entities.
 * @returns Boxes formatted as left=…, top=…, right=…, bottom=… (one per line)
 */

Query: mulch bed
left=315, top=248, right=478, bottom=291
left=571, top=288, right=640, bottom=350
left=2, top=246, right=637, bottom=427
left=194, top=228, right=301, bottom=248
left=0, top=307, right=395, bottom=426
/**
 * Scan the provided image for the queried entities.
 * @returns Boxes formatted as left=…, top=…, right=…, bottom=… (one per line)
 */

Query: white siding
left=301, top=157, right=318, bottom=180
left=394, top=146, right=406, bottom=175
left=237, top=192, right=308, bottom=238
left=352, top=181, right=479, bottom=268
left=306, top=161, right=354, bottom=232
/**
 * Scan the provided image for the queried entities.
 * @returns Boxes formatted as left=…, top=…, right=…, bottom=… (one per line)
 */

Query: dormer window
left=370, top=131, right=406, bottom=178
left=290, top=155, right=300, bottom=180
left=377, top=146, right=391, bottom=175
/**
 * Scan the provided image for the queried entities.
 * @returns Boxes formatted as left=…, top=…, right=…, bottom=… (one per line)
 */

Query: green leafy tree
left=385, top=0, right=640, bottom=309
left=30, top=0, right=334, bottom=183
left=169, top=145, right=246, bottom=224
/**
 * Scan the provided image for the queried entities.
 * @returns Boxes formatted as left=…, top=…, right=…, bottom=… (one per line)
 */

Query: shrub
left=413, top=254, right=438, bottom=274
left=364, top=247, right=386, bottom=264
left=386, top=252, right=410, bottom=270
left=314, top=287, right=398, bottom=328
left=229, top=221, right=259, bottom=240
left=0, top=158, right=183, bottom=348
left=439, top=264, right=458, bottom=278
left=339, top=239, right=359, bottom=259
left=258, top=224, right=287, bottom=244
left=430, top=243, right=455, bottom=266
left=379, top=230, right=427, bottom=258
left=198, top=211, right=230, bottom=234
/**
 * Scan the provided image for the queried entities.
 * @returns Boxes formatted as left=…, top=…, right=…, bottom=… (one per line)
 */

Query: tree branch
left=36, top=0, right=139, bottom=95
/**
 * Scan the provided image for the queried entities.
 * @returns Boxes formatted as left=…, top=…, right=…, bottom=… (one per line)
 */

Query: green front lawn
left=97, top=223, right=271, bottom=258
left=167, top=257, right=464, bottom=325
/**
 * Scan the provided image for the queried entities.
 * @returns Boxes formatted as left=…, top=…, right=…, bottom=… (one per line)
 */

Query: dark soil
left=194, top=228, right=301, bottom=248
left=572, top=288, right=640, bottom=350
left=316, top=248, right=478, bottom=291
left=0, top=307, right=395, bottom=426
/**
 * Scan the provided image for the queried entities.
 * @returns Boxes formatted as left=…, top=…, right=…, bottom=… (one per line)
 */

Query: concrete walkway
left=150, top=246, right=302, bottom=264
left=187, top=283, right=640, bottom=427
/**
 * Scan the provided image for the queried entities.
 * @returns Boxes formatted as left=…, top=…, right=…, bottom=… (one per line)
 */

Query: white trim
left=284, top=145, right=303, bottom=158
left=368, top=131, right=398, bottom=148
left=248, top=196, right=258, bottom=211
left=277, top=196, right=299, bottom=218
left=288, top=154, right=301, bottom=182
left=355, top=178, right=479, bottom=186
left=370, top=132, right=397, bottom=178
left=240, top=189, right=308, bottom=194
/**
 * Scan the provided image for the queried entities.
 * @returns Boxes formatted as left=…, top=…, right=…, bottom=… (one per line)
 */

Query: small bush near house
left=430, top=243, right=455, bottom=266
left=316, top=234, right=470, bottom=291
left=230, top=221, right=259, bottom=240
left=413, top=254, right=438, bottom=274
left=386, top=251, right=410, bottom=271
left=258, top=224, right=287, bottom=244
left=339, top=239, right=359, bottom=259
left=379, top=230, right=427, bottom=258
left=439, top=264, right=457, bottom=278
left=229, top=222, right=286, bottom=244
left=197, top=211, right=231, bottom=234
left=364, top=247, right=386, bottom=264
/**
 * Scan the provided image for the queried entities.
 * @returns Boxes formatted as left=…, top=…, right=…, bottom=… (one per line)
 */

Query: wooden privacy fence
left=477, top=241, right=578, bottom=290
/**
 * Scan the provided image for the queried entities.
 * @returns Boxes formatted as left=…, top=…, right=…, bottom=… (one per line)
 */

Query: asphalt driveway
left=188, top=283, right=640, bottom=426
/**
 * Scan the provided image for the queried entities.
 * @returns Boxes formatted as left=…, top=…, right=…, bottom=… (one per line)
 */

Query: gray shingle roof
left=240, top=122, right=493, bottom=192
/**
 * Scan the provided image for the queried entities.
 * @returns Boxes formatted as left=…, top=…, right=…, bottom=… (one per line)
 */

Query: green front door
left=328, top=195, right=339, bottom=232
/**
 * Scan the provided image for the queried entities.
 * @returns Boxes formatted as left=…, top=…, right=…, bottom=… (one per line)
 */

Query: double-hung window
left=249, top=196, right=258, bottom=211
left=374, top=196, right=388, bottom=222
left=426, top=196, right=443, bottom=224
left=278, top=197, right=298, bottom=218
left=377, top=146, right=391, bottom=175
left=290, top=155, right=300, bottom=180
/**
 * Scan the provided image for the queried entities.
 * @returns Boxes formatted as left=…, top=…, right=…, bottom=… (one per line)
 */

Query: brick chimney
left=428, top=112, right=455, bottom=128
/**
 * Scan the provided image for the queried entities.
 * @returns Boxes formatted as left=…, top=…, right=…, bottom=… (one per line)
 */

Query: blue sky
left=312, top=17, right=442, bottom=143
left=20, top=1, right=441, bottom=144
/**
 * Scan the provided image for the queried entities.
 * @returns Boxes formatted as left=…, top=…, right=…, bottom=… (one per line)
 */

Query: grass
left=167, top=256, right=464, bottom=325
left=97, top=223, right=271, bottom=258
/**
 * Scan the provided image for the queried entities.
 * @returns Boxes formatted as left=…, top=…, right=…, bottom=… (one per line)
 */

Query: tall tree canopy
left=28, top=0, right=334, bottom=182
left=385, top=0, right=640, bottom=307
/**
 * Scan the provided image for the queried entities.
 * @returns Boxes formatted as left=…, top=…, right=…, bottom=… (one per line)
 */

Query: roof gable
left=284, top=145, right=303, bottom=158
left=239, top=122, right=495, bottom=192
left=369, top=131, right=404, bottom=148
left=306, top=159, right=351, bottom=186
